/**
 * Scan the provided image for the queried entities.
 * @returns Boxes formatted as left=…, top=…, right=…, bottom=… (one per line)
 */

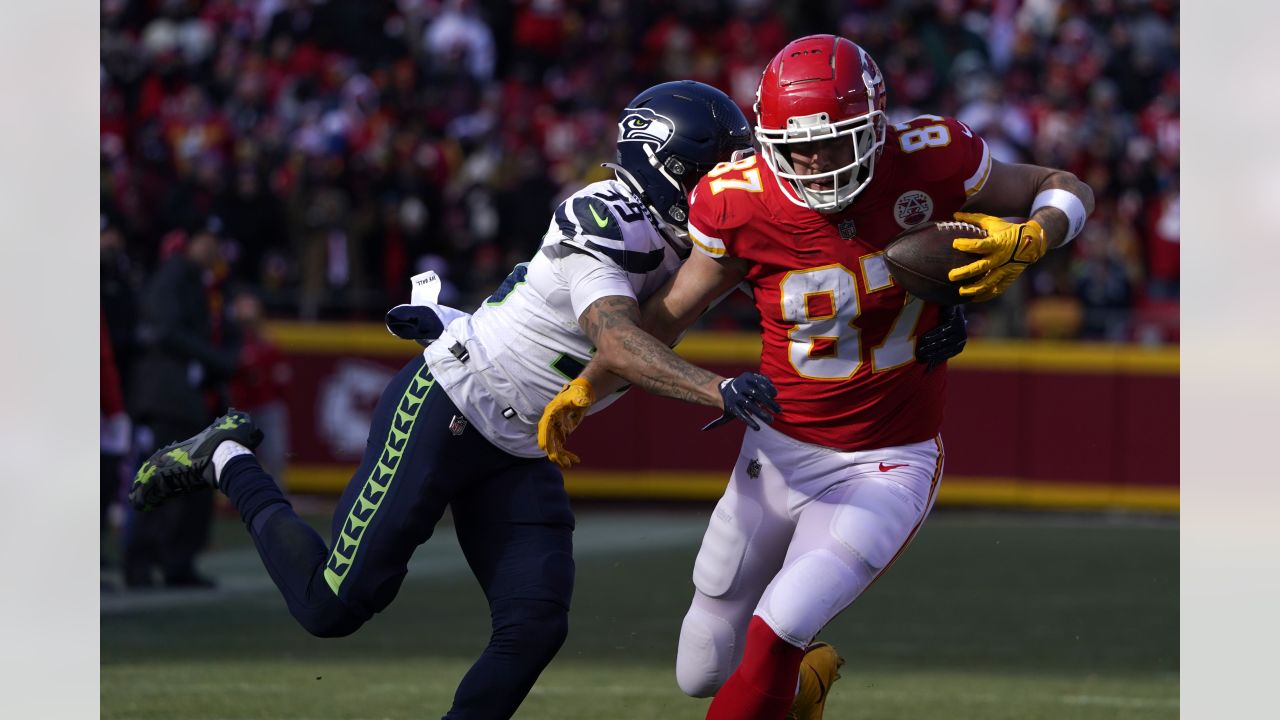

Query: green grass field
left=101, top=506, right=1178, bottom=719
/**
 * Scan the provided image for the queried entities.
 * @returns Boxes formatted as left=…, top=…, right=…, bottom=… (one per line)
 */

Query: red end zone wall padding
left=266, top=323, right=1178, bottom=512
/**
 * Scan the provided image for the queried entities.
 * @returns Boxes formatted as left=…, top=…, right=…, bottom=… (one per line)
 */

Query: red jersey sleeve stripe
left=963, top=139, right=992, bottom=197
left=689, top=222, right=727, bottom=257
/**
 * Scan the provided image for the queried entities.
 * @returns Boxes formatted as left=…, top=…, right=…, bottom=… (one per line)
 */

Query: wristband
left=1030, top=189, right=1087, bottom=243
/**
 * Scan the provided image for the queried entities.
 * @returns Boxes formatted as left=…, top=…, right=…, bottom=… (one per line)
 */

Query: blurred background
left=100, top=0, right=1178, bottom=336
left=100, top=1, right=1178, bottom=718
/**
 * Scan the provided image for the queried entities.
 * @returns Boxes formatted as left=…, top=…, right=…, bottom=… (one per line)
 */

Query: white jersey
left=424, top=179, right=690, bottom=457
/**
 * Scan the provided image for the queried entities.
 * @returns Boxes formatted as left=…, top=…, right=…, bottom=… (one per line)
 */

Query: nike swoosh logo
left=589, top=204, right=610, bottom=228
left=879, top=462, right=909, bottom=472
left=812, top=666, right=829, bottom=704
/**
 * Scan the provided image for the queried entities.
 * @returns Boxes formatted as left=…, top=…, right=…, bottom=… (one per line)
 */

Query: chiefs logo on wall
left=894, top=190, right=933, bottom=229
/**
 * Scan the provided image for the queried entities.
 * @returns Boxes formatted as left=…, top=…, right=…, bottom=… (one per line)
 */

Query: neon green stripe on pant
left=323, top=364, right=435, bottom=595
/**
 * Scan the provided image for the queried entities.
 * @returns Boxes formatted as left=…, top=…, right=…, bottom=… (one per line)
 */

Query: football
left=884, top=220, right=988, bottom=305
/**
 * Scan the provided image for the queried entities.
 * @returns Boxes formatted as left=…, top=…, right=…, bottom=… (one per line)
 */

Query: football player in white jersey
left=126, top=81, right=780, bottom=720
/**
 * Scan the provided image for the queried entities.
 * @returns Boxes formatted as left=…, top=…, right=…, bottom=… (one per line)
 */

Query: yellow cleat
left=786, top=642, right=845, bottom=720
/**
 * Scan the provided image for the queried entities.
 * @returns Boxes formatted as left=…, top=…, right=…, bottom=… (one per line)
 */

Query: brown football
left=884, top=220, right=988, bottom=305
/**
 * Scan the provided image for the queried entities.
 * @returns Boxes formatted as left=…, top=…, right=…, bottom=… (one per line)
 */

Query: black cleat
left=129, top=409, right=263, bottom=511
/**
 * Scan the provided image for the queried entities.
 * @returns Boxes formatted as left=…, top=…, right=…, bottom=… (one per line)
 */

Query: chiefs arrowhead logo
left=894, top=191, right=933, bottom=229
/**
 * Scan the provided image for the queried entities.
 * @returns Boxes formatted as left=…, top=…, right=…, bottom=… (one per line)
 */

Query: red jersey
left=687, top=116, right=991, bottom=451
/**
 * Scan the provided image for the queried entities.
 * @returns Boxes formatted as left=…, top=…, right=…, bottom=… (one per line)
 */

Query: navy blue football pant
left=221, top=355, right=575, bottom=720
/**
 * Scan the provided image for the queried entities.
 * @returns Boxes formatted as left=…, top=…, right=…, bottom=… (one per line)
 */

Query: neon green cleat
left=128, top=409, right=263, bottom=511
left=786, top=641, right=845, bottom=720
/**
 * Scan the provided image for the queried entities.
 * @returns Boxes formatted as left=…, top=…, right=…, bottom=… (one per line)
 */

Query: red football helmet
left=754, top=35, right=888, bottom=213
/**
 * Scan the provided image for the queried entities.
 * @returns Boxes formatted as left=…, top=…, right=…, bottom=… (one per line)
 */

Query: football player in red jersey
left=540, top=34, right=1093, bottom=720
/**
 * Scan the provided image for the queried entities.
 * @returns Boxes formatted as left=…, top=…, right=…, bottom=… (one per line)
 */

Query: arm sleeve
left=560, top=250, right=637, bottom=320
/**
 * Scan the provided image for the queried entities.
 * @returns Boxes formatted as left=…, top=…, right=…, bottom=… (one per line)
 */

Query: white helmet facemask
left=756, top=109, right=886, bottom=213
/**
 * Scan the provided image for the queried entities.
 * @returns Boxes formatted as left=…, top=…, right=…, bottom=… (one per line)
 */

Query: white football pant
left=675, top=423, right=944, bottom=697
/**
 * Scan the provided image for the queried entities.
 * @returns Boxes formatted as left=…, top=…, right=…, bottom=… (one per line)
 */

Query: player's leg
left=757, top=436, right=944, bottom=647
left=225, top=355, right=490, bottom=637
left=748, top=436, right=946, bottom=720
left=676, top=430, right=797, bottom=700
left=130, top=355, right=461, bottom=636
left=443, top=457, right=575, bottom=719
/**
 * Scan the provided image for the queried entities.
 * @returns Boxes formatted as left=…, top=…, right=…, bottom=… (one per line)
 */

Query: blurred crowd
left=100, top=0, right=1179, bottom=343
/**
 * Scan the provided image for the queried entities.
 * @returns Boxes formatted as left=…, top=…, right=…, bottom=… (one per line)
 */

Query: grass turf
left=101, top=507, right=1177, bottom=719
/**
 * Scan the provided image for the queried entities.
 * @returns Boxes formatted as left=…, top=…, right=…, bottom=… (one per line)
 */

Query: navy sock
left=220, top=454, right=291, bottom=526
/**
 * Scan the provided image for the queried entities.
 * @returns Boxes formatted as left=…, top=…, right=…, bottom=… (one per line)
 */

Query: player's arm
left=949, top=158, right=1095, bottom=301
left=579, top=294, right=723, bottom=407
left=961, top=158, right=1094, bottom=249
left=577, top=249, right=752, bottom=402
left=539, top=252, right=775, bottom=467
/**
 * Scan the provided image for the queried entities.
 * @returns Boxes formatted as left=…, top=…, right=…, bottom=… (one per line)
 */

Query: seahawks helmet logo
left=618, top=108, right=675, bottom=148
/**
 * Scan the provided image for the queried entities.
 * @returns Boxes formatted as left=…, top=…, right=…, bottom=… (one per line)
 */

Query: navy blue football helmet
left=606, top=81, right=753, bottom=237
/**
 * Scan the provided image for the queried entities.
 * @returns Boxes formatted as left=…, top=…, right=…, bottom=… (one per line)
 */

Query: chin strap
left=602, top=162, right=690, bottom=249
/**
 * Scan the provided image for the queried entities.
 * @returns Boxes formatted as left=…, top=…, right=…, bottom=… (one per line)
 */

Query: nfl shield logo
left=746, top=458, right=762, bottom=479
left=448, top=414, right=468, bottom=436
left=838, top=219, right=857, bottom=239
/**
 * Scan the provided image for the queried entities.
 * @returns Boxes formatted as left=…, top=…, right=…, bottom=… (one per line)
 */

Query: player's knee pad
left=759, top=549, right=866, bottom=647
left=831, top=480, right=922, bottom=571
left=492, top=597, right=570, bottom=663
left=675, top=604, right=738, bottom=698
left=691, top=493, right=762, bottom=599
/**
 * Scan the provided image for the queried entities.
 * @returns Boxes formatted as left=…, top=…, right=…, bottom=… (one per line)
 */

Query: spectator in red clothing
left=101, top=310, right=131, bottom=578
left=230, top=291, right=292, bottom=486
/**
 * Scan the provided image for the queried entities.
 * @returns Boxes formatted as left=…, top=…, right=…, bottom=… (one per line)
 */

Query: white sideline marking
left=1061, top=694, right=1180, bottom=709
left=101, top=511, right=708, bottom=615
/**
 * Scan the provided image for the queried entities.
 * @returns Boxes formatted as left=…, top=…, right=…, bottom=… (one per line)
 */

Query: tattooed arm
left=577, top=252, right=750, bottom=408
left=578, top=295, right=723, bottom=407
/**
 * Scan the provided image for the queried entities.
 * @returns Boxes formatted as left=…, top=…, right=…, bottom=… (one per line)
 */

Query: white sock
left=212, top=440, right=254, bottom=483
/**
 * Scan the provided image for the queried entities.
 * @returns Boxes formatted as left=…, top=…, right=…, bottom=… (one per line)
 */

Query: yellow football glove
left=538, top=377, right=595, bottom=469
left=947, top=212, right=1048, bottom=302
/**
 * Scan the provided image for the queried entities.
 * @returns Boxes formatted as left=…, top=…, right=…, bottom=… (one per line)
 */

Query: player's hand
left=916, top=305, right=967, bottom=372
left=702, top=372, right=781, bottom=431
left=385, top=304, right=445, bottom=347
left=947, top=212, right=1047, bottom=302
left=538, top=378, right=595, bottom=469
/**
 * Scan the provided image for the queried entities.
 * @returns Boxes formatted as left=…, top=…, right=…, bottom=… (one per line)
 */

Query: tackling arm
left=578, top=294, right=725, bottom=407
left=572, top=250, right=753, bottom=401
left=538, top=251, right=774, bottom=467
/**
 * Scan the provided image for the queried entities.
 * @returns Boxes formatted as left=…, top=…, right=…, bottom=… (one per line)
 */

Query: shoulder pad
left=548, top=184, right=666, bottom=274
left=689, top=173, right=755, bottom=233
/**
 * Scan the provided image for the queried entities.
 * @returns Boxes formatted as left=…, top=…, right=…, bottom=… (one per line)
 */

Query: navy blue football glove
left=385, top=304, right=445, bottom=348
left=702, top=372, right=782, bottom=431
left=915, top=305, right=968, bottom=372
